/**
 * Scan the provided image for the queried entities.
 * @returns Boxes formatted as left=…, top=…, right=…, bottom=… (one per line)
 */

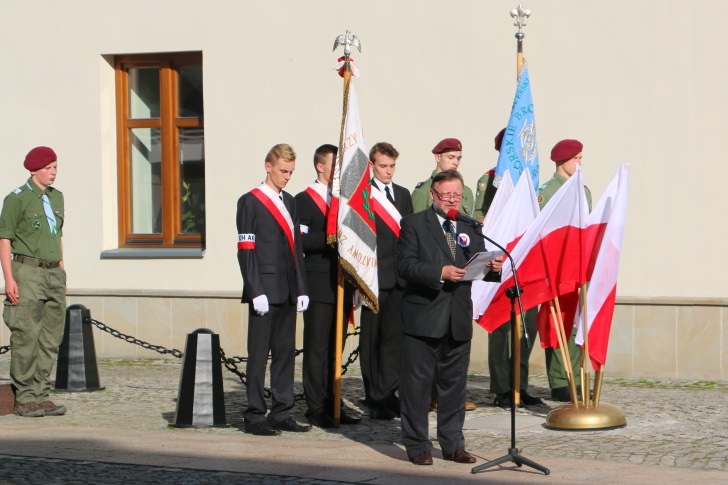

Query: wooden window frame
left=115, top=52, right=204, bottom=248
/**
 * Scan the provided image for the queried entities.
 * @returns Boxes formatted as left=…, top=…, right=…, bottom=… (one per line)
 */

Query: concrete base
left=0, top=383, right=15, bottom=415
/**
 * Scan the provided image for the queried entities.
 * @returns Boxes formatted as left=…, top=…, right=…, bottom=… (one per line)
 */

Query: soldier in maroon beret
left=0, top=146, right=67, bottom=417
left=411, top=138, right=475, bottom=218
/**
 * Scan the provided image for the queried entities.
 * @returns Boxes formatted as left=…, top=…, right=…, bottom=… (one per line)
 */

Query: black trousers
left=302, top=300, right=348, bottom=418
left=400, top=332, right=471, bottom=459
left=359, top=287, right=403, bottom=407
left=244, top=302, right=296, bottom=425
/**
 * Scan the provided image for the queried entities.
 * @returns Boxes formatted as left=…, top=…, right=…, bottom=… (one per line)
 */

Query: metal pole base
left=472, top=447, right=550, bottom=475
left=545, top=402, right=626, bottom=430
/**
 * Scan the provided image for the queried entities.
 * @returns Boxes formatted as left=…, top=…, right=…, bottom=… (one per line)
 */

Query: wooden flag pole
left=510, top=5, right=527, bottom=407
left=579, top=283, right=592, bottom=406
left=332, top=31, right=359, bottom=427
left=332, top=68, right=352, bottom=428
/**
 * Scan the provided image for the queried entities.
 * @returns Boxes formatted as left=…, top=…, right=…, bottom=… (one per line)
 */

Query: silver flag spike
left=333, top=30, right=361, bottom=58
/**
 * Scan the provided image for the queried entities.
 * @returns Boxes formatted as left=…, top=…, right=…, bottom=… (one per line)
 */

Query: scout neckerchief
left=27, top=182, right=57, bottom=236
left=250, top=184, right=295, bottom=258
left=370, top=181, right=402, bottom=237
left=304, top=180, right=330, bottom=217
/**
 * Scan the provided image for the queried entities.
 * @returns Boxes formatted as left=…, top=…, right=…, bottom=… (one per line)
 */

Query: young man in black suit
left=295, top=144, right=360, bottom=428
left=236, top=143, right=311, bottom=436
left=359, top=142, right=414, bottom=420
left=397, top=170, right=502, bottom=465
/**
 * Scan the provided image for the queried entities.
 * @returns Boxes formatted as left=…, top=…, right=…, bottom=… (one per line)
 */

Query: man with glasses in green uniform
left=0, top=146, right=67, bottom=417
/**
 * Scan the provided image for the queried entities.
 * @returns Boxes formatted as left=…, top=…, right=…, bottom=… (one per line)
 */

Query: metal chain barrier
left=0, top=345, right=10, bottom=355
left=85, top=317, right=362, bottom=401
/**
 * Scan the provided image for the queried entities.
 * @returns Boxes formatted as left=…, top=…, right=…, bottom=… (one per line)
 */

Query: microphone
left=446, top=209, right=483, bottom=228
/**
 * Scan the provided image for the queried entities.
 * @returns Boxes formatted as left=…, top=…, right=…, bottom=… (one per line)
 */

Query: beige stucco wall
left=0, top=1, right=727, bottom=378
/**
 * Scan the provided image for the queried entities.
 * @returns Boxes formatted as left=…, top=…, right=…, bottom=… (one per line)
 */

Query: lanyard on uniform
left=27, top=182, right=57, bottom=235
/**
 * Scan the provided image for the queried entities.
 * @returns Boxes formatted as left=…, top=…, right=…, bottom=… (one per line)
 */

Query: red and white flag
left=479, top=169, right=516, bottom=238
left=327, top=83, right=379, bottom=311
left=575, top=164, right=630, bottom=369
left=472, top=170, right=536, bottom=320
left=476, top=168, right=588, bottom=332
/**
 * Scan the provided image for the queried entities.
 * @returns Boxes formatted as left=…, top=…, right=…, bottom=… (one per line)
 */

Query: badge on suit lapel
left=457, top=233, right=470, bottom=247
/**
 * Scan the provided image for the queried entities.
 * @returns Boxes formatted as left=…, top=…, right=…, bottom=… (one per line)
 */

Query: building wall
left=0, top=1, right=727, bottom=380
left=3, top=294, right=723, bottom=381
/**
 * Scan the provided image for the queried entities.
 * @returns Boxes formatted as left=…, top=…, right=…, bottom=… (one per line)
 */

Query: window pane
left=129, top=67, right=160, bottom=118
left=179, top=127, right=205, bottom=234
left=178, top=66, right=203, bottom=117
left=129, top=127, right=162, bottom=233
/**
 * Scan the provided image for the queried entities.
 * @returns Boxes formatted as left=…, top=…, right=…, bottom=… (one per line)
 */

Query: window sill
left=100, top=248, right=204, bottom=259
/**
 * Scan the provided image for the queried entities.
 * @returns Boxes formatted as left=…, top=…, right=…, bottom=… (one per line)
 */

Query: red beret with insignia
left=494, top=128, right=506, bottom=152
left=550, top=139, right=583, bottom=163
left=432, top=138, right=462, bottom=154
left=24, top=146, right=57, bottom=171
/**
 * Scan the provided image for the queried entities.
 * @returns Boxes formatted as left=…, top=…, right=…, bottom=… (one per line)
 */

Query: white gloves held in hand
left=252, top=294, right=269, bottom=316
left=253, top=294, right=309, bottom=315
left=297, top=295, right=309, bottom=313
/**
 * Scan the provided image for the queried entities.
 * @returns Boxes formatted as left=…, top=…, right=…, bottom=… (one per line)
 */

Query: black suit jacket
left=397, top=206, right=498, bottom=341
left=294, top=188, right=338, bottom=304
left=236, top=189, right=307, bottom=305
left=371, top=181, right=413, bottom=290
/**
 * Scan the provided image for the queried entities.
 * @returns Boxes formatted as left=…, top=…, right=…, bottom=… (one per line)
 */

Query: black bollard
left=171, top=328, right=226, bottom=428
left=54, top=304, right=104, bottom=392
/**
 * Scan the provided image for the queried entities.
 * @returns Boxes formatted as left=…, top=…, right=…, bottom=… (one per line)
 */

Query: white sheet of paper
left=462, top=250, right=505, bottom=281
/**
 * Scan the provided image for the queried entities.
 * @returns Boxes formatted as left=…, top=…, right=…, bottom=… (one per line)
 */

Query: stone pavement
left=1, top=357, right=727, bottom=484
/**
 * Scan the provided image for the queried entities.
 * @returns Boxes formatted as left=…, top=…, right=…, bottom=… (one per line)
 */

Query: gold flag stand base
left=545, top=402, right=626, bottom=431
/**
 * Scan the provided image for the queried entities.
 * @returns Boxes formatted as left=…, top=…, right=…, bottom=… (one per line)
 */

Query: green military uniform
left=0, top=178, right=66, bottom=405
left=473, top=169, right=497, bottom=221
left=488, top=307, right=539, bottom=396
left=411, top=170, right=475, bottom=215
left=538, top=172, right=591, bottom=390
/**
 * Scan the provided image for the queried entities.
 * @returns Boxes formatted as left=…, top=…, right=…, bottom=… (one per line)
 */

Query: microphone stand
left=459, top=218, right=549, bottom=476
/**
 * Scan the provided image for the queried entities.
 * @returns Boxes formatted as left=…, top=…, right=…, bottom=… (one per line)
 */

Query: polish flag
left=472, top=171, right=537, bottom=321
left=476, top=168, right=588, bottom=332
left=575, top=164, right=630, bottom=369
left=480, top=169, right=515, bottom=239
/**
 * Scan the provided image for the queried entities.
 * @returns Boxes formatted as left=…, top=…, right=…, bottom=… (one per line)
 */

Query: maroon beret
left=494, top=128, right=506, bottom=151
left=24, top=146, right=57, bottom=171
left=550, top=139, right=583, bottom=163
left=432, top=138, right=462, bottom=154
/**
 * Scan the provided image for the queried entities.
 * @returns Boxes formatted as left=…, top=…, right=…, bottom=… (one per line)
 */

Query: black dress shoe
left=550, top=387, right=572, bottom=402
left=520, top=390, right=544, bottom=406
left=340, top=412, right=362, bottom=425
left=443, top=449, right=477, bottom=464
left=410, top=450, right=433, bottom=465
left=271, top=416, right=311, bottom=432
left=244, top=421, right=281, bottom=436
left=369, top=406, right=397, bottom=420
left=493, top=392, right=523, bottom=408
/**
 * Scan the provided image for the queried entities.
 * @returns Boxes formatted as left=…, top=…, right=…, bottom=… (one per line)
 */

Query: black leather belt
left=12, top=254, right=61, bottom=269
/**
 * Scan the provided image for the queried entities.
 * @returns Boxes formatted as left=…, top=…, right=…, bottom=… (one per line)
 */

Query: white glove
left=252, top=294, right=269, bottom=316
left=297, top=295, right=310, bottom=313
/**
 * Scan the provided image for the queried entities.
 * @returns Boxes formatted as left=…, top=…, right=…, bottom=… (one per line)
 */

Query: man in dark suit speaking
left=397, top=169, right=502, bottom=465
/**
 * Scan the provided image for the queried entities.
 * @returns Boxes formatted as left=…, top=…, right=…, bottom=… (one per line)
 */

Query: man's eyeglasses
left=431, top=188, right=463, bottom=201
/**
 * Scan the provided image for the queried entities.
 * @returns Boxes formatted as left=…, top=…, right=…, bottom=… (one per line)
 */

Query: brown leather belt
left=12, top=254, right=61, bottom=269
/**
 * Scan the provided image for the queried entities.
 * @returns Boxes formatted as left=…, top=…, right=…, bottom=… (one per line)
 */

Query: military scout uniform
left=0, top=176, right=66, bottom=413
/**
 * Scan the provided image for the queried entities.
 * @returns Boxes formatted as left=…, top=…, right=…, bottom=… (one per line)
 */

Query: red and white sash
left=370, top=184, right=402, bottom=237
left=250, top=184, right=295, bottom=257
left=304, top=181, right=330, bottom=217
